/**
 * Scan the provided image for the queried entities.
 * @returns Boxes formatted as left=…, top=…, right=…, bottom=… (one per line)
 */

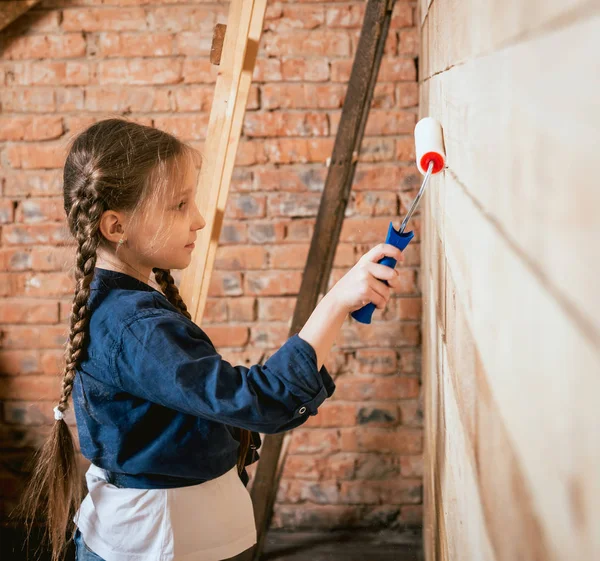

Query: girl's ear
left=99, top=209, right=127, bottom=244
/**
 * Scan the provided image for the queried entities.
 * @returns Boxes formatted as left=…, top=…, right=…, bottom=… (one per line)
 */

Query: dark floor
left=1, top=527, right=424, bottom=561
left=262, top=529, right=424, bottom=561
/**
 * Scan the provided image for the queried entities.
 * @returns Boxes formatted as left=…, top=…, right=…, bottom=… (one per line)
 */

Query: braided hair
left=18, top=118, right=252, bottom=561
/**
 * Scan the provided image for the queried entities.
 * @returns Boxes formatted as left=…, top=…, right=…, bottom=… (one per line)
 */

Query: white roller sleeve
left=414, top=117, right=446, bottom=175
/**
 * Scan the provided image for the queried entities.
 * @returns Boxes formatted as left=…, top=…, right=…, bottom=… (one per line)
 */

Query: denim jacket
left=72, top=268, right=335, bottom=489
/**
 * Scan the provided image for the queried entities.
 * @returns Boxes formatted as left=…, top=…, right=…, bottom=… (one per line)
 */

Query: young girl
left=20, top=118, right=405, bottom=561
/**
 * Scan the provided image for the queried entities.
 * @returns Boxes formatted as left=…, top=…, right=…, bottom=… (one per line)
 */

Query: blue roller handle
left=351, top=221, right=415, bottom=324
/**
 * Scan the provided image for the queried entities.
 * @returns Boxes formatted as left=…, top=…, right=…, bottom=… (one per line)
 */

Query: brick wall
left=0, top=0, right=422, bottom=530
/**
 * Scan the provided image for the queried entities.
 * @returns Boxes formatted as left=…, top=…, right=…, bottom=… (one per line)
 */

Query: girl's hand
left=328, top=243, right=405, bottom=314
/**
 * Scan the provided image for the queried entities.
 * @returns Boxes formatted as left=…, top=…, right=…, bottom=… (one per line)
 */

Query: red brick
left=337, top=322, right=420, bottom=348
left=224, top=194, right=267, bottom=219
left=4, top=10, right=60, bottom=34
left=0, top=201, right=14, bottom=225
left=399, top=399, right=422, bottom=427
left=304, top=402, right=357, bottom=428
left=5, top=61, right=90, bottom=86
left=340, top=427, right=422, bottom=454
left=95, top=33, right=174, bottom=57
left=253, top=58, right=283, bottom=82
left=353, top=192, right=398, bottom=216
left=173, top=86, right=214, bottom=112
left=62, top=8, right=148, bottom=32
left=3, top=172, right=62, bottom=197
left=219, top=222, right=248, bottom=245
left=0, top=116, right=63, bottom=142
left=30, top=246, right=76, bottom=271
left=379, top=57, right=417, bottom=82
left=326, top=5, right=364, bottom=28
left=391, top=3, right=414, bottom=28
left=15, top=198, right=64, bottom=223
left=396, top=136, right=417, bottom=161
left=340, top=479, right=421, bottom=505
left=244, top=271, right=302, bottom=296
left=202, top=326, right=249, bottom=348
left=234, top=139, right=267, bottom=166
left=257, top=297, right=296, bottom=321
left=98, top=59, right=182, bottom=85
left=317, top=245, right=347, bottom=269
left=282, top=454, right=357, bottom=481
left=262, top=139, right=309, bottom=164
left=265, top=6, right=325, bottom=30
left=268, top=245, right=309, bottom=269
left=397, top=82, right=419, bottom=107
left=182, top=58, right=218, bottom=84
left=203, top=299, right=227, bottom=323
left=2, top=222, right=72, bottom=245
left=330, top=109, right=415, bottom=136
left=247, top=221, right=286, bottom=244
left=1, top=34, right=86, bottom=60
left=1, top=89, right=56, bottom=113
left=261, top=83, right=345, bottom=110
left=288, top=429, right=341, bottom=455
left=333, top=376, right=419, bottom=401
left=0, top=299, right=58, bottom=324
left=147, top=6, right=217, bottom=33
left=352, top=349, right=398, bottom=375
left=284, top=219, right=314, bottom=243
left=208, top=271, right=243, bottom=297
left=215, top=246, right=266, bottom=270
left=249, top=323, right=289, bottom=348
left=5, top=143, right=67, bottom=170
left=0, top=375, right=61, bottom=400
left=150, top=114, right=207, bottom=140
left=0, top=351, right=40, bottom=375
left=354, top=454, right=401, bottom=480
left=280, top=58, right=329, bottom=82
left=263, top=31, right=350, bottom=57
left=400, top=455, right=423, bottom=478
left=244, top=112, right=328, bottom=138
left=0, top=248, right=31, bottom=271
left=267, top=192, right=321, bottom=218
left=40, top=350, right=64, bottom=375
left=227, top=298, right=256, bottom=322
left=175, top=33, right=212, bottom=57
left=398, top=28, right=419, bottom=55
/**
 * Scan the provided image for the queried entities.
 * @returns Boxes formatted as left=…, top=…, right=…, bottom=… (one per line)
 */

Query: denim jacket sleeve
left=113, top=307, right=335, bottom=434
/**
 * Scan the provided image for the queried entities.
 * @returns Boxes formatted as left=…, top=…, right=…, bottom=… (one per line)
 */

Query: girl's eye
left=177, top=201, right=186, bottom=210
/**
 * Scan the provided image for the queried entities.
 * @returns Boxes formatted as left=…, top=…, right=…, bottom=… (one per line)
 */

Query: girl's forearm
left=298, top=292, right=348, bottom=370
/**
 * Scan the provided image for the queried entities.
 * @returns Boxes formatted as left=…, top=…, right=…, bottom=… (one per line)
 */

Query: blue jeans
left=74, top=528, right=105, bottom=561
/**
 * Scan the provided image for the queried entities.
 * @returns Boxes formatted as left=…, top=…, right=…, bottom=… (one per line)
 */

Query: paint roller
left=351, top=117, right=446, bottom=324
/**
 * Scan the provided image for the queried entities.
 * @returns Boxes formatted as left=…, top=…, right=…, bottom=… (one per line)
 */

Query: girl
left=19, top=118, right=405, bottom=561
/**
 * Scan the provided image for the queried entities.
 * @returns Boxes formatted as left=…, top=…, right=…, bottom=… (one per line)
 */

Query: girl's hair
left=18, top=118, right=252, bottom=561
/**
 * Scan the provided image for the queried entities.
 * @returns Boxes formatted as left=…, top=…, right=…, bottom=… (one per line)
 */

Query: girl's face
left=97, top=155, right=206, bottom=281
left=132, top=157, right=206, bottom=274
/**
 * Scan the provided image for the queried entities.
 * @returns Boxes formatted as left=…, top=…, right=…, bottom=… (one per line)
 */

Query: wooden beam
left=246, top=2, right=397, bottom=558
left=179, top=0, right=267, bottom=324
left=0, top=0, right=40, bottom=32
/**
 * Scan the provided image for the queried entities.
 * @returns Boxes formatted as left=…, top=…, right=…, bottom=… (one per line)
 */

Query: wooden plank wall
left=419, top=1, right=600, bottom=560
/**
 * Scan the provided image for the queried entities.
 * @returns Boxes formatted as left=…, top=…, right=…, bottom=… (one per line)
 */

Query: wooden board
left=0, top=0, right=40, bottom=32
left=421, top=2, right=600, bottom=559
left=179, top=0, right=267, bottom=323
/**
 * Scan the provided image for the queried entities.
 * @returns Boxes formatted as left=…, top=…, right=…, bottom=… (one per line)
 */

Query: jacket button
left=298, top=406, right=307, bottom=414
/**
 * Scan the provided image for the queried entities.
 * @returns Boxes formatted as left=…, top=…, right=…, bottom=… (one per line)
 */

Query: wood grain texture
left=0, top=0, right=40, bottom=32
left=421, top=1, right=600, bottom=559
left=179, top=0, right=266, bottom=324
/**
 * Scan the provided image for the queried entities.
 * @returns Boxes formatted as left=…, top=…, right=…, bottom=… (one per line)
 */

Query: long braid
left=152, top=267, right=192, bottom=320
left=59, top=189, right=104, bottom=414
left=19, top=179, right=106, bottom=561
left=152, top=268, right=252, bottom=475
